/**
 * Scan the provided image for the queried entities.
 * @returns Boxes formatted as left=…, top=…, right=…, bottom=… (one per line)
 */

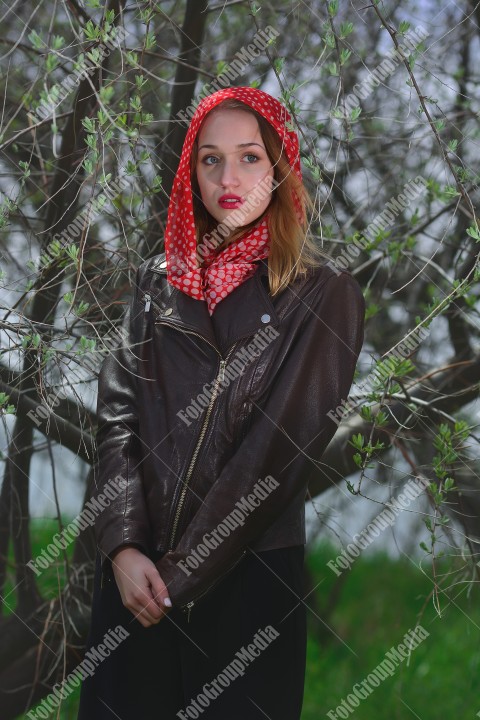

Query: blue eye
left=201, top=155, right=219, bottom=165
left=244, top=154, right=259, bottom=163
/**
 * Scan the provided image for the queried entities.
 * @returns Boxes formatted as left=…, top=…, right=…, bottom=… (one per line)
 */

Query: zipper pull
left=144, top=294, right=151, bottom=313
left=219, top=360, right=226, bottom=383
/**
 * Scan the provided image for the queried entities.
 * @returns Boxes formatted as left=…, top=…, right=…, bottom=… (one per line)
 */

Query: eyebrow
left=198, top=142, right=265, bottom=151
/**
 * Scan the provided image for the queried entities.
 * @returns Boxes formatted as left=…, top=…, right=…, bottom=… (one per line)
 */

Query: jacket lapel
left=150, top=257, right=280, bottom=356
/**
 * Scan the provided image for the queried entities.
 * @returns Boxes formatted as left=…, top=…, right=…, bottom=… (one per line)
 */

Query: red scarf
left=164, top=87, right=302, bottom=315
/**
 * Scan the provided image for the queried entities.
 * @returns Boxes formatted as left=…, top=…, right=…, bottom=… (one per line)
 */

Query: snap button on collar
left=159, top=260, right=167, bottom=269
left=261, top=313, right=271, bottom=323
left=164, top=308, right=173, bottom=316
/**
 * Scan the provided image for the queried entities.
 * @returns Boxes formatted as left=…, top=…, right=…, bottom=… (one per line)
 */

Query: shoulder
left=300, top=261, right=364, bottom=308
left=134, top=252, right=167, bottom=286
left=137, top=252, right=166, bottom=274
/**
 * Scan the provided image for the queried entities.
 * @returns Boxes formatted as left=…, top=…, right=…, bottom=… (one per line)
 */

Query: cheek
left=196, top=170, right=209, bottom=200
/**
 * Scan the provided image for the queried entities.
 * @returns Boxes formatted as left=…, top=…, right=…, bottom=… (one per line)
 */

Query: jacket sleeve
left=155, top=270, right=365, bottom=608
left=94, top=268, right=151, bottom=567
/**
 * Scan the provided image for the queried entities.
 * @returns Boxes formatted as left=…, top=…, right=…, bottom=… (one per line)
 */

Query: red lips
left=218, top=194, right=243, bottom=209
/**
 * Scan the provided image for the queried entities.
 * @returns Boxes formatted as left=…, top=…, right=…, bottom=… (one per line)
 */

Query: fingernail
left=163, top=597, right=172, bottom=607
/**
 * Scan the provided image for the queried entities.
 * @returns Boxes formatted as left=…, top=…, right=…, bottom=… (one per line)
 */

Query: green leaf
left=150, top=175, right=163, bottom=194
left=443, top=477, right=455, bottom=491
left=98, top=172, right=112, bottom=185
left=399, top=21, right=411, bottom=34
left=81, top=117, right=97, bottom=134
left=126, top=51, right=138, bottom=67
left=352, top=453, right=363, bottom=468
left=28, top=30, right=44, bottom=50
left=65, top=245, right=79, bottom=263
left=365, top=303, right=380, bottom=320
left=331, top=107, right=346, bottom=120
left=442, top=184, right=459, bottom=199
left=328, top=0, right=338, bottom=16
left=350, top=433, right=365, bottom=450
left=52, top=35, right=65, bottom=50
left=360, top=406, right=373, bottom=422
left=85, top=134, right=97, bottom=149
left=339, top=22, right=354, bottom=37
left=80, top=335, right=96, bottom=352
left=130, top=95, right=142, bottom=111
left=135, top=74, right=147, bottom=90
left=97, top=108, right=109, bottom=126
left=375, top=411, right=388, bottom=427
left=466, top=225, right=480, bottom=242
left=99, top=85, right=115, bottom=104
left=45, top=54, right=59, bottom=73
left=346, top=480, right=356, bottom=494
left=145, top=32, right=156, bottom=50
left=75, top=301, right=90, bottom=316
left=86, top=47, right=101, bottom=65
left=125, top=160, right=137, bottom=176
left=84, top=20, right=101, bottom=42
left=324, top=32, right=335, bottom=49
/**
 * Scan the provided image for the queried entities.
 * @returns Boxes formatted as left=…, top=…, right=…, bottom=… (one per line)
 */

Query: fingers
left=134, top=600, right=169, bottom=628
left=125, top=586, right=166, bottom=627
left=112, top=553, right=172, bottom=627
left=146, top=566, right=172, bottom=611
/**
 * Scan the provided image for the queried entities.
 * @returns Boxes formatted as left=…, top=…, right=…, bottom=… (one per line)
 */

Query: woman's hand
left=111, top=546, right=172, bottom=628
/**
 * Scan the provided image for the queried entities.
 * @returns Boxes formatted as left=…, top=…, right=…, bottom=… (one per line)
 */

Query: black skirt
left=77, top=545, right=307, bottom=720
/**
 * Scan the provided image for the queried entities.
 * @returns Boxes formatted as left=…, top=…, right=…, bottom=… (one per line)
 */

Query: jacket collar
left=150, top=256, right=280, bottom=356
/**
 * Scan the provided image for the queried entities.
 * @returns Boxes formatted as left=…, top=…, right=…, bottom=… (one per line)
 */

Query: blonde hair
left=190, top=98, right=325, bottom=296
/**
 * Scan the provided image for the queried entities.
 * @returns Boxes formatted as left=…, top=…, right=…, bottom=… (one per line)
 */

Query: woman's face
left=195, top=108, right=275, bottom=228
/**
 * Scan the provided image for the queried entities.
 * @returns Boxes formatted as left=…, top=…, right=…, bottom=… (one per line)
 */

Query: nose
left=219, top=157, right=239, bottom=188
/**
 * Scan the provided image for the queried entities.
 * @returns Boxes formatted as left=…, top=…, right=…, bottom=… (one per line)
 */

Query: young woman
left=78, top=86, right=364, bottom=720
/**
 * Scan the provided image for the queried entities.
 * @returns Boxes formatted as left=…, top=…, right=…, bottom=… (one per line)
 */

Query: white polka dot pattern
left=164, top=87, right=303, bottom=315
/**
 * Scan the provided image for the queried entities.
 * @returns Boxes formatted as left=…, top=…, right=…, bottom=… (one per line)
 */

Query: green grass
left=302, top=543, right=480, bottom=719
left=4, top=518, right=75, bottom=613
left=7, top=519, right=81, bottom=720
left=8, top=522, right=480, bottom=719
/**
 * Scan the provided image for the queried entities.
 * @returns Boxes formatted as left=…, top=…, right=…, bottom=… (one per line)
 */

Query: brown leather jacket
left=95, top=253, right=364, bottom=618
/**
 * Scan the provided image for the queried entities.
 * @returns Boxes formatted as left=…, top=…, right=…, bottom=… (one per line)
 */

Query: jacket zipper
left=144, top=289, right=249, bottom=621
left=181, top=549, right=248, bottom=622
left=146, top=291, right=238, bottom=547
left=164, top=337, right=238, bottom=550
